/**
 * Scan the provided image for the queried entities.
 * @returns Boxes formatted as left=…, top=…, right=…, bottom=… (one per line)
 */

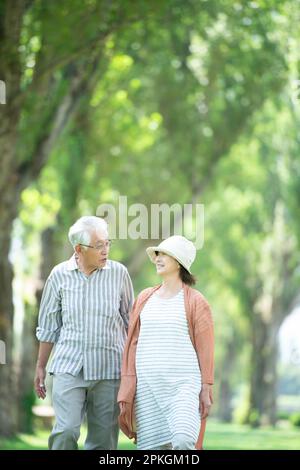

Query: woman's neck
left=158, top=275, right=183, bottom=298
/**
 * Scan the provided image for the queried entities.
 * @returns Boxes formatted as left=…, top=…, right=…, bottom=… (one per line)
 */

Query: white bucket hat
left=146, top=235, right=196, bottom=274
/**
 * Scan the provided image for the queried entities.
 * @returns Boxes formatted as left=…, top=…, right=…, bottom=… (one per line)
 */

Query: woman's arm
left=193, top=296, right=214, bottom=417
left=199, top=383, right=213, bottom=419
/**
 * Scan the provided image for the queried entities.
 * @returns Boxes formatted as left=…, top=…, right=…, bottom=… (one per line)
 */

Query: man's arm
left=34, top=274, right=62, bottom=398
left=119, top=269, right=134, bottom=331
left=34, top=342, right=54, bottom=399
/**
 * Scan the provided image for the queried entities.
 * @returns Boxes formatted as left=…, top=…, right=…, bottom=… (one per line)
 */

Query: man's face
left=79, top=229, right=110, bottom=269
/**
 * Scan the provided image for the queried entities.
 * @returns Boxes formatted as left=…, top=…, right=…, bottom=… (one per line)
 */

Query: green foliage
left=20, top=391, right=36, bottom=435
left=277, top=411, right=290, bottom=421
left=290, top=413, right=300, bottom=428
left=233, top=387, right=251, bottom=425
left=2, top=0, right=300, bottom=437
left=248, top=409, right=260, bottom=428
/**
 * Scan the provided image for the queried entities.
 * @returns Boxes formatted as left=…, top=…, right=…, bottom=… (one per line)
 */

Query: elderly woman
left=118, top=235, right=214, bottom=450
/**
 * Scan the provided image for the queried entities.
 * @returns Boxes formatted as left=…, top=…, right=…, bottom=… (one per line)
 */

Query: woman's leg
left=172, top=433, right=196, bottom=450
left=146, top=442, right=173, bottom=450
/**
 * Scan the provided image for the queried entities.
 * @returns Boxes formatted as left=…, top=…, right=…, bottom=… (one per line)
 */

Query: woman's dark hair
left=179, top=264, right=196, bottom=286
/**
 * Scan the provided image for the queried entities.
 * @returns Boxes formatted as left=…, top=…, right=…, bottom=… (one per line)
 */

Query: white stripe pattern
left=36, top=255, right=134, bottom=380
left=135, top=289, right=201, bottom=450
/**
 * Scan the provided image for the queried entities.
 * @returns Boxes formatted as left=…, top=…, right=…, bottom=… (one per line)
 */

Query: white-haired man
left=34, top=216, right=134, bottom=450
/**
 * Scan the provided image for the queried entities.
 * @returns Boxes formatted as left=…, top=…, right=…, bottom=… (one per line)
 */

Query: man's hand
left=34, top=365, right=47, bottom=399
left=34, top=342, right=54, bottom=399
left=199, top=384, right=213, bottom=419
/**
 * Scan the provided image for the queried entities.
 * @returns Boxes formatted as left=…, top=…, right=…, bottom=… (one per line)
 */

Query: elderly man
left=34, top=216, right=134, bottom=450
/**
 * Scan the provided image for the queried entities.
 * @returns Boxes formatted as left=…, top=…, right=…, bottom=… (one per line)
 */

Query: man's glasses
left=79, top=240, right=113, bottom=251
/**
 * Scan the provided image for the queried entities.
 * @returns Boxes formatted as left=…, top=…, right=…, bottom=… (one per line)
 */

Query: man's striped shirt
left=36, top=255, right=134, bottom=380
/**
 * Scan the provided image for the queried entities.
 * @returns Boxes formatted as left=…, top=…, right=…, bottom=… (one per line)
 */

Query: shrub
left=290, top=413, right=300, bottom=427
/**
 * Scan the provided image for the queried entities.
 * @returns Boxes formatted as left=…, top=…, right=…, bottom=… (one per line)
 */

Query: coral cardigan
left=117, top=283, right=214, bottom=450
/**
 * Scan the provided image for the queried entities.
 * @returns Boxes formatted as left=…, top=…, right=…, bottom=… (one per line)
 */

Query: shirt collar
left=66, top=254, right=111, bottom=271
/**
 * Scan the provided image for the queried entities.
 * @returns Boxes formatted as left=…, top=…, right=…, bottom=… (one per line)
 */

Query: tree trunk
left=0, top=52, right=104, bottom=438
left=0, top=0, right=29, bottom=435
left=247, top=202, right=297, bottom=427
left=17, top=302, right=37, bottom=434
left=217, top=338, right=236, bottom=422
left=17, top=226, right=66, bottom=435
left=0, top=208, right=18, bottom=436
left=248, top=313, right=279, bottom=427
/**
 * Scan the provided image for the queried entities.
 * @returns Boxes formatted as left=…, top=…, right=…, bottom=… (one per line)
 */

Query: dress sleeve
left=193, top=296, right=214, bottom=385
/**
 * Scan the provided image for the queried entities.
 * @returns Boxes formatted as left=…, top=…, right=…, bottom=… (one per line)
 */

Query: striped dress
left=135, top=289, right=201, bottom=450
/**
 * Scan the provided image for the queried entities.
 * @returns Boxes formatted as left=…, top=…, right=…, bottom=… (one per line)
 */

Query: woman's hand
left=199, top=384, right=213, bottom=419
left=119, top=402, right=136, bottom=444
left=119, top=401, right=126, bottom=416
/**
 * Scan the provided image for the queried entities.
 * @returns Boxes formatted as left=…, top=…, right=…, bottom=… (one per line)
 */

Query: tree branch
left=16, top=51, right=103, bottom=191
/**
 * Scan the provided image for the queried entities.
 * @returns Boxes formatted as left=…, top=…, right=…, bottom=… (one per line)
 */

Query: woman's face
left=154, top=251, right=179, bottom=277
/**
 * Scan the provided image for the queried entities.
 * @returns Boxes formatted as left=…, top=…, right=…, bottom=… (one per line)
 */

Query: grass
left=0, top=420, right=299, bottom=450
left=204, top=420, right=300, bottom=450
left=0, top=429, right=136, bottom=451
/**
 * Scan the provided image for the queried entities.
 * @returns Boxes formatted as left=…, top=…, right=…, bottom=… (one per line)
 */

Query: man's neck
left=75, top=255, right=97, bottom=276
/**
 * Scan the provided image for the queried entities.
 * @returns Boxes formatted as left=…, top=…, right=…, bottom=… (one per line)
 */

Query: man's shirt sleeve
left=119, top=269, right=134, bottom=331
left=36, top=274, right=62, bottom=343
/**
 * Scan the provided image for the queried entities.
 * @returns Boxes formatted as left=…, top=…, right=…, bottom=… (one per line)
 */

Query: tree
left=0, top=0, right=160, bottom=436
left=0, top=0, right=295, bottom=435
left=201, top=93, right=300, bottom=425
